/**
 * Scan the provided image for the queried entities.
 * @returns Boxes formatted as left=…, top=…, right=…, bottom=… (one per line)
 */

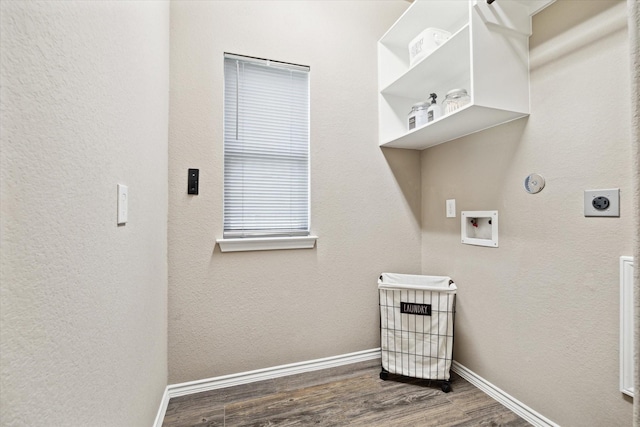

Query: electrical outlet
left=584, top=188, right=619, bottom=217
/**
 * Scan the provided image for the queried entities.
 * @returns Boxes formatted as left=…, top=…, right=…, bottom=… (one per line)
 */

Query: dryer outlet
left=584, top=189, right=619, bottom=217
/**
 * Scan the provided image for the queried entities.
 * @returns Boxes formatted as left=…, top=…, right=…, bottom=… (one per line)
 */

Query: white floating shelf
left=378, top=0, right=551, bottom=150
left=380, top=104, right=527, bottom=150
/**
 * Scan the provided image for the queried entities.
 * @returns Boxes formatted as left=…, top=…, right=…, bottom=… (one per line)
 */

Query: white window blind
left=223, top=53, right=310, bottom=238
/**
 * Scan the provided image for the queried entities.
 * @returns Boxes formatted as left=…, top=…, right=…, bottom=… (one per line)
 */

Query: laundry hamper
left=378, top=273, right=457, bottom=392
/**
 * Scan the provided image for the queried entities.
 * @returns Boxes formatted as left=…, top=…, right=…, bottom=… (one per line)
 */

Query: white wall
left=0, top=2, right=169, bottom=425
left=168, top=0, right=419, bottom=383
left=421, top=1, right=633, bottom=425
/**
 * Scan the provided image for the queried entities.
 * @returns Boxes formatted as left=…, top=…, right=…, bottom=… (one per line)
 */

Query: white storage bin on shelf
left=408, top=27, right=451, bottom=67
left=378, top=272, right=457, bottom=392
left=378, top=0, right=554, bottom=150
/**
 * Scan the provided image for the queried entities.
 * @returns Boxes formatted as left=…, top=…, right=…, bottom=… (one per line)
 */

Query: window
left=219, top=53, right=315, bottom=252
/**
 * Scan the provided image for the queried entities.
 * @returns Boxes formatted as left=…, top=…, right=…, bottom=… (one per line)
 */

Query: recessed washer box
left=461, top=211, right=498, bottom=248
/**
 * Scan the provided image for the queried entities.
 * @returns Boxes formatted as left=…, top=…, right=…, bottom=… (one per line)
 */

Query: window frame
left=217, top=53, right=317, bottom=252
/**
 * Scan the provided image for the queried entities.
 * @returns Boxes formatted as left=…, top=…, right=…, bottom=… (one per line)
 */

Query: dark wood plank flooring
left=162, top=359, right=530, bottom=426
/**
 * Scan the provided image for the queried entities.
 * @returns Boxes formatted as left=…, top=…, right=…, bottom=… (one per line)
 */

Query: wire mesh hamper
left=378, top=273, right=457, bottom=392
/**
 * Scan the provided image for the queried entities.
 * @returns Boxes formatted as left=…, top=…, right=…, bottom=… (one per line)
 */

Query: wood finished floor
left=162, top=359, right=530, bottom=427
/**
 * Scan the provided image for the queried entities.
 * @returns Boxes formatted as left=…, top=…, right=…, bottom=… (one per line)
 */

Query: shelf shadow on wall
left=380, top=146, right=422, bottom=226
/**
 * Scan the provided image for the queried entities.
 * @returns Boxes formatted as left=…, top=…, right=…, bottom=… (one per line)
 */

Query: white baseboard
left=451, top=361, right=559, bottom=427
left=152, top=386, right=170, bottom=427
left=152, top=348, right=381, bottom=427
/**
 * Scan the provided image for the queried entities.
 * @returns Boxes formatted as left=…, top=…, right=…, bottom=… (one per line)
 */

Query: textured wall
left=0, top=2, right=169, bottom=426
left=628, top=0, right=640, bottom=425
left=168, top=0, right=419, bottom=383
left=421, top=1, right=633, bottom=425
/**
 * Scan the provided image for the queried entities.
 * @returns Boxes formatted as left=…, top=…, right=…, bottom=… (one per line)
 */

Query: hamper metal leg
left=380, top=368, right=389, bottom=381
left=440, top=380, right=452, bottom=393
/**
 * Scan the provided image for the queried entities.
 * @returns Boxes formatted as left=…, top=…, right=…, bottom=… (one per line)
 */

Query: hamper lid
left=378, top=272, right=456, bottom=292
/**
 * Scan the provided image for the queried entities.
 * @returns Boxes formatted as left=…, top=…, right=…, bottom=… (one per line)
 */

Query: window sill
left=217, top=236, right=318, bottom=253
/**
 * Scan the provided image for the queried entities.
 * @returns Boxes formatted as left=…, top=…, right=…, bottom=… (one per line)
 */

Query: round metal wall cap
left=524, top=173, right=545, bottom=194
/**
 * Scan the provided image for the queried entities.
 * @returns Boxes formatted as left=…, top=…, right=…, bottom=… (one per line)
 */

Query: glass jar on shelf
left=442, top=89, right=471, bottom=115
left=408, top=101, right=429, bottom=130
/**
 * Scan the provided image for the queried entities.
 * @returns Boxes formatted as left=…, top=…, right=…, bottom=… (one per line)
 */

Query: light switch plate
left=446, top=199, right=456, bottom=218
left=117, top=184, right=128, bottom=225
left=188, top=168, right=199, bottom=195
left=584, top=188, right=619, bottom=217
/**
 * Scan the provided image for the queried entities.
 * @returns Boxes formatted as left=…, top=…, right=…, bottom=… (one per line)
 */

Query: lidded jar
left=408, top=101, right=429, bottom=130
left=442, top=88, right=470, bottom=115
